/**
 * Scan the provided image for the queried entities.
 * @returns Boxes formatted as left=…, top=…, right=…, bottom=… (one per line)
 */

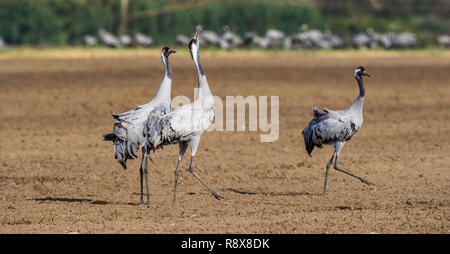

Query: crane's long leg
left=139, top=154, right=145, bottom=205
left=323, top=153, right=335, bottom=195
left=143, top=152, right=150, bottom=207
left=187, top=138, right=223, bottom=200
left=188, top=155, right=223, bottom=200
left=172, top=142, right=188, bottom=208
left=334, top=156, right=374, bottom=186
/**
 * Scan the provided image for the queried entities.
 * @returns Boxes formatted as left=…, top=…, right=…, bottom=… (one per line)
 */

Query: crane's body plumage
left=302, top=66, right=373, bottom=194
left=104, top=48, right=174, bottom=167
left=302, top=100, right=363, bottom=157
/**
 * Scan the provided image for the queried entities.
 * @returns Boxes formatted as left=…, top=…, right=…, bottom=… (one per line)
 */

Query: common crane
left=302, top=66, right=374, bottom=194
left=103, top=47, right=176, bottom=206
left=146, top=27, right=223, bottom=208
left=98, top=28, right=120, bottom=48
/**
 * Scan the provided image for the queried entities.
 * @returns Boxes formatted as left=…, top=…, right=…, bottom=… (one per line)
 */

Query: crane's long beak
left=169, top=49, right=176, bottom=54
left=363, top=72, right=372, bottom=78
left=194, top=26, right=201, bottom=40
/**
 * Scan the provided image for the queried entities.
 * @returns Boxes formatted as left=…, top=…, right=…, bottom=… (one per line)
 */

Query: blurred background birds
left=0, top=0, right=448, bottom=50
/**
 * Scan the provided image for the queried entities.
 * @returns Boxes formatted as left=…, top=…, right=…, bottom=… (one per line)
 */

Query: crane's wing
left=313, top=106, right=326, bottom=118
left=112, top=99, right=162, bottom=122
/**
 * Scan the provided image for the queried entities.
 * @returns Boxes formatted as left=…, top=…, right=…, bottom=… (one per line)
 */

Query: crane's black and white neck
left=189, top=38, right=204, bottom=77
left=188, top=28, right=213, bottom=103
left=348, top=66, right=371, bottom=112
left=161, top=46, right=175, bottom=78
left=354, top=66, right=366, bottom=97
left=154, top=47, right=176, bottom=106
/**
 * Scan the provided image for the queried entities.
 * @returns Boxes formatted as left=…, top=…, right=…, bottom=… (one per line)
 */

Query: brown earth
left=0, top=50, right=449, bottom=233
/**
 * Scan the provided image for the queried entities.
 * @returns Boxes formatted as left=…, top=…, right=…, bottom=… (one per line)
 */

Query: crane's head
left=161, top=47, right=176, bottom=58
left=188, top=26, right=201, bottom=60
left=161, top=47, right=175, bottom=66
left=354, top=66, right=372, bottom=78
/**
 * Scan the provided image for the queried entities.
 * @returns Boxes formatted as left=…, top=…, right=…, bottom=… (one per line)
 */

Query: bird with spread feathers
left=146, top=27, right=223, bottom=208
left=302, top=66, right=374, bottom=194
left=103, top=46, right=176, bottom=206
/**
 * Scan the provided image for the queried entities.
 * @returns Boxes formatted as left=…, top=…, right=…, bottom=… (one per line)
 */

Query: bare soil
left=0, top=51, right=449, bottom=233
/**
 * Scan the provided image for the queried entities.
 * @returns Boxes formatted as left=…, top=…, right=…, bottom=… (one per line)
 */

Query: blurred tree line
left=0, top=0, right=448, bottom=47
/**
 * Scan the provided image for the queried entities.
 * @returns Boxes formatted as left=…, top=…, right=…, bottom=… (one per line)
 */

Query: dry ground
left=0, top=50, right=449, bottom=233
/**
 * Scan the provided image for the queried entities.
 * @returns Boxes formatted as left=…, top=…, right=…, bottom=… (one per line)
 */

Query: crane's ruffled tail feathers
left=113, top=138, right=129, bottom=169
left=302, top=119, right=320, bottom=157
left=103, top=133, right=116, bottom=141
left=103, top=132, right=129, bottom=169
left=112, top=113, right=120, bottom=120
left=103, top=123, right=138, bottom=169
left=302, top=128, right=314, bottom=157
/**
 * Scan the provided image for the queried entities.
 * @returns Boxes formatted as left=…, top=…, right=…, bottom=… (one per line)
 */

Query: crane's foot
left=360, top=178, right=375, bottom=186
left=138, top=200, right=151, bottom=207
left=333, top=164, right=374, bottom=187
left=212, top=192, right=224, bottom=200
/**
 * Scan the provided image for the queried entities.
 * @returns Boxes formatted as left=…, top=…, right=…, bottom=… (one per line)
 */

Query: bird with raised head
left=146, top=27, right=223, bottom=208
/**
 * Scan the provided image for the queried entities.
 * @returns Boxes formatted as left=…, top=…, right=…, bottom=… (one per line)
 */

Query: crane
left=98, top=28, right=121, bottom=48
left=302, top=66, right=374, bottom=195
left=146, top=27, right=223, bottom=207
left=103, top=47, right=176, bottom=206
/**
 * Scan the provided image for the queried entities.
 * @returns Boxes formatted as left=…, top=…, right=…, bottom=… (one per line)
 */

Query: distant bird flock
left=0, top=26, right=448, bottom=50
left=73, top=26, right=450, bottom=50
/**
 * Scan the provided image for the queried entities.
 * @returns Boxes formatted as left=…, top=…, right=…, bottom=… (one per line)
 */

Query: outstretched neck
left=154, top=56, right=172, bottom=101
left=356, top=75, right=365, bottom=98
left=193, top=55, right=212, bottom=101
left=163, top=55, right=172, bottom=79
left=194, top=54, right=205, bottom=77
left=349, top=75, right=365, bottom=111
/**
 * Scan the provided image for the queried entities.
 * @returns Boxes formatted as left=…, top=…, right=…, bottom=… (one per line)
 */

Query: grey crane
left=103, top=47, right=176, bottom=206
left=83, top=35, right=97, bottom=47
left=176, top=34, right=190, bottom=46
left=98, top=28, right=120, bottom=48
left=119, top=34, right=133, bottom=47
left=199, top=30, right=222, bottom=47
left=134, top=33, right=154, bottom=47
left=302, top=66, right=374, bottom=194
left=0, top=37, right=6, bottom=49
left=146, top=27, right=223, bottom=208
